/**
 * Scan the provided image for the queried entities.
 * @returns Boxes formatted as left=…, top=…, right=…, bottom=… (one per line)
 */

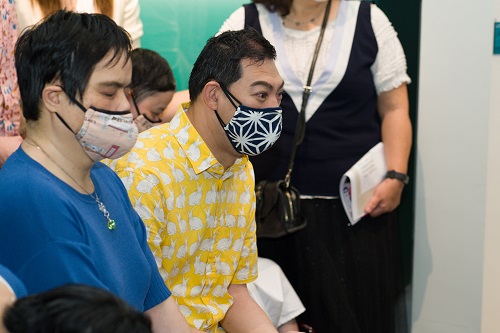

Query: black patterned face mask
left=214, top=86, right=282, bottom=156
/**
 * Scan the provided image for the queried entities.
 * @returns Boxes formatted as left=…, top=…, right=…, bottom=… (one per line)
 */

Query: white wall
left=412, top=0, right=499, bottom=332
left=481, top=1, right=500, bottom=331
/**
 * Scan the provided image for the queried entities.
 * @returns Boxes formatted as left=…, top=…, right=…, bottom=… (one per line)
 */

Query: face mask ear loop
left=53, top=85, right=83, bottom=135
left=131, top=93, right=143, bottom=116
left=131, top=93, right=162, bottom=124
left=143, top=114, right=163, bottom=124
left=58, top=85, right=87, bottom=113
left=219, top=84, right=241, bottom=109
left=55, top=112, right=78, bottom=135
left=214, top=110, right=228, bottom=128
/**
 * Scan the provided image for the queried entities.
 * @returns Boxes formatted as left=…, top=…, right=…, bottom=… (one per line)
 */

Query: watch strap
left=385, top=170, right=409, bottom=185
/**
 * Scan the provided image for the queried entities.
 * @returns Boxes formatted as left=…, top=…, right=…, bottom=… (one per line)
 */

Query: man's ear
left=202, top=81, right=220, bottom=111
left=41, top=84, right=64, bottom=113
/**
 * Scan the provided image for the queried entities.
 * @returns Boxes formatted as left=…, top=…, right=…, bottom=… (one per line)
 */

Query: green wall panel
left=140, top=0, right=242, bottom=90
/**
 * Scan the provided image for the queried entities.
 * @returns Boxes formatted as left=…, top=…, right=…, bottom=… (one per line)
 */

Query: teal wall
left=140, top=1, right=242, bottom=90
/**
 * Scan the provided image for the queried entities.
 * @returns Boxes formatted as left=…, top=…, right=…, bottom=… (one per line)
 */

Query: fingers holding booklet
left=339, top=142, right=387, bottom=225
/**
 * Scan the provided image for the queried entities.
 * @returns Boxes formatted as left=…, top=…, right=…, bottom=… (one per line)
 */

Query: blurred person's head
left=3, top=284, right=152, bottom=333
left=129, top=48, right=176, bottom=132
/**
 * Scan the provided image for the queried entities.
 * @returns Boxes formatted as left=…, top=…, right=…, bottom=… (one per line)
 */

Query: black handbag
left=255, top=0, right=332, bottom=239
left=255, top=180, right=305, bottom=238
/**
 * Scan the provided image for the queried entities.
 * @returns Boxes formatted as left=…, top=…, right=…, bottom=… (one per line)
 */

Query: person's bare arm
left=278, top=318, right=300, bottom=333
left=220, top=283, right=278, bottom=333
left=365, top=83, right=412, bottom=217
left=162, top=90, right=190, bottom=123
left=145, top=296, right=197, bottom=333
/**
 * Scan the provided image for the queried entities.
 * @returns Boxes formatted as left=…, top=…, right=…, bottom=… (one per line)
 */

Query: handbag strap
left=284, top=0, right=332, bottom=186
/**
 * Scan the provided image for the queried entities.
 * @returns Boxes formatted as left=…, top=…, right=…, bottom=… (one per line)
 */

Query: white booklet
left=339, top=142, right=387, bottom=225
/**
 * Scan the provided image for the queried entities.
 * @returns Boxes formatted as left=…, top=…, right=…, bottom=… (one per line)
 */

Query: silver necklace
left=24, top=140, right=116, bottom=230
left=282, top=4, right=327, bottom=27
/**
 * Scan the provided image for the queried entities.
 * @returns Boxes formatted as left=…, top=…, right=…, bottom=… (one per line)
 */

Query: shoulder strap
left=284, top=0, right=332, bottom=186
left=243, top=3, right=262, bottom=33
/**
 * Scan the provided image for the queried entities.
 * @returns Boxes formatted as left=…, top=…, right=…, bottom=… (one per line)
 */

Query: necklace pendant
left=24, top=139, right=117, bottom=231
left=97, top=201, right=106, bottom=212
left=107, top=219, right=116, bottom=230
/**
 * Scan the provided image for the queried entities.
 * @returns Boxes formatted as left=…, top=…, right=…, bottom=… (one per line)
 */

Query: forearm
left=378, top=84, right=412, bottom=173
left=146, top=297, right=193, bottom=333
left=381, top=111, right=412, bottom=172
left=366, top=84, right=412, bottom=216
left=220, top=284, right=277, bottom=333
left=278, top=319, right=299, bottom=333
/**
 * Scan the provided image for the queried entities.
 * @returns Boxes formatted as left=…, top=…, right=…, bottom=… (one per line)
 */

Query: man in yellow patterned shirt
left=108, top=29, right=290, bottom=333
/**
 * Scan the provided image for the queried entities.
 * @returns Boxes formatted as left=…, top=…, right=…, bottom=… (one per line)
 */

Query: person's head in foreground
left=3, top=284, right=152, bottom=333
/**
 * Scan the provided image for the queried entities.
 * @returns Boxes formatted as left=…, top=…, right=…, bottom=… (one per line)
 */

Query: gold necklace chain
left=24, top=140, right=116, bottom=230
left=282, top=4, right=327, bottom=27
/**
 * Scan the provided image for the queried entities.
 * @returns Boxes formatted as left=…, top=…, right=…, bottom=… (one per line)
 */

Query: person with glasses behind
left=129, top=48, right=176, bottom=133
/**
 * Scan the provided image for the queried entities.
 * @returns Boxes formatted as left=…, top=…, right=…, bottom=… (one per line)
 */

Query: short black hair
left=131, top=48, right=176, bottom=102
left=188, top=29, right=276, bottom=101
left=15, top=9, right=132, bottom=121
left=3, top=284, right=152, bottom=333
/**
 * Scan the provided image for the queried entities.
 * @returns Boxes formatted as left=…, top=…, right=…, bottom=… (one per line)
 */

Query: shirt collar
left=170, top=105, right=248, bottom=178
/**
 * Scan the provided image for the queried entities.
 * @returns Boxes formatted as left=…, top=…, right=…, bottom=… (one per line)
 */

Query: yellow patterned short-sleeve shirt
left=108, top=106, right=258, bottom=332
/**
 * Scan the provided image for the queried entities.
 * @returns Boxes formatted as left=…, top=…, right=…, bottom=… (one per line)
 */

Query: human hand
left=364, top=178, right=404, bottom=218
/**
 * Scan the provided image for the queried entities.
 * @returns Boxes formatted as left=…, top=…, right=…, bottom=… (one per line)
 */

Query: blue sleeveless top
left=245, top=2, right=380, bottom=196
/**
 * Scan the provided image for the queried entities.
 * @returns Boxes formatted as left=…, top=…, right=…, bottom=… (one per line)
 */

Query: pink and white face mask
left=57, top=93, right=138, bottom=162
left=75, top=108, right=138, bottom=161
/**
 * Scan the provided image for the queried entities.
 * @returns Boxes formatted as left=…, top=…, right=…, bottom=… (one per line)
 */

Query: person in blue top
left=0, top=10, right=192, bottom=333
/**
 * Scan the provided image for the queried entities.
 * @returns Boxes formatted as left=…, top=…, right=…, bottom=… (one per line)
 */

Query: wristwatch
left=385, top=170, right=410, bottom=185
